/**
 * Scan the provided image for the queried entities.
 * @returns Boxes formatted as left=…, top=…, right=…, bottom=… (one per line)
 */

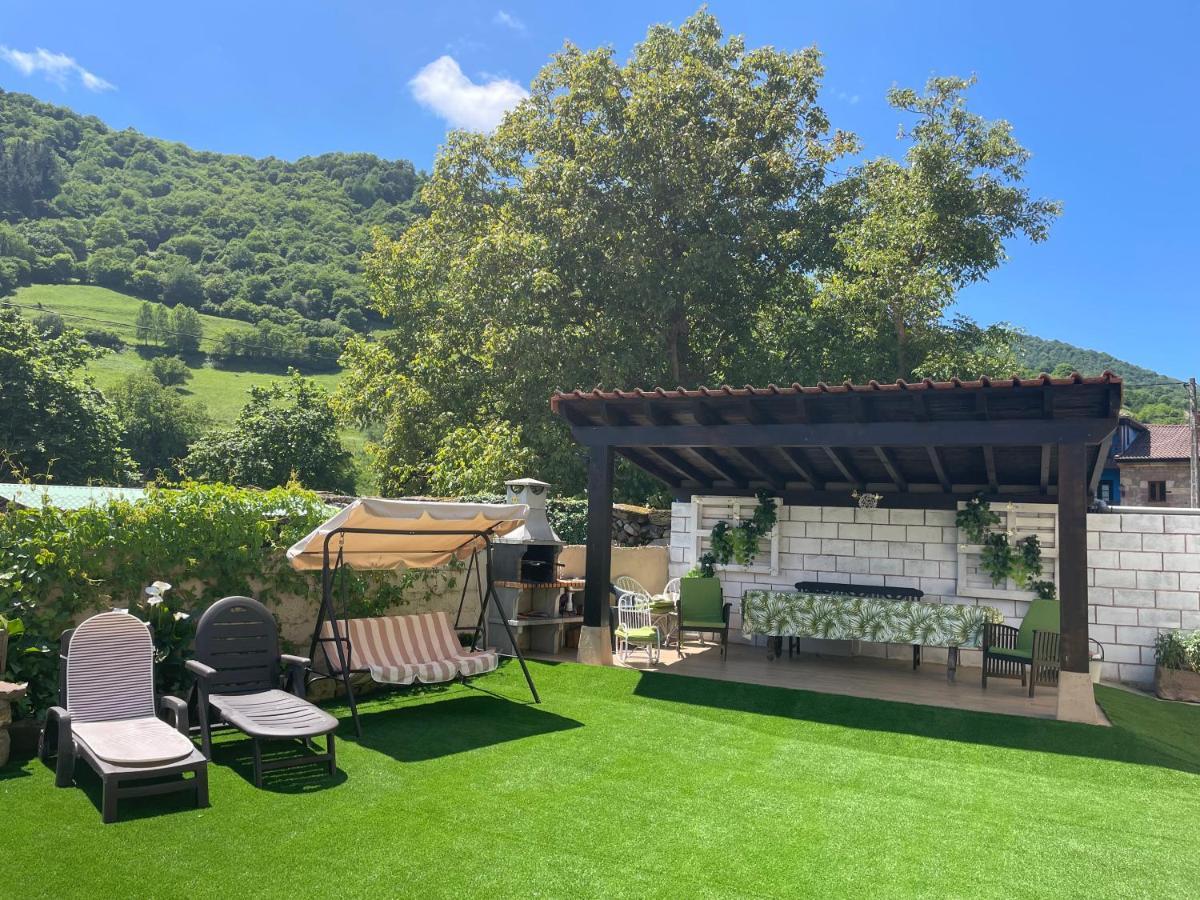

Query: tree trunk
left=893, top=311, right=909, bottom=381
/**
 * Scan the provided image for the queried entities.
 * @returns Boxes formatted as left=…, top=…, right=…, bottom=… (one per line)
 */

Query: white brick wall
left=669, top=501, right=1200, bottom=685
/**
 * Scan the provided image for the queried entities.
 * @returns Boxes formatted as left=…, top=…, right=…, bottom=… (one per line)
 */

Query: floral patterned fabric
left=740, top=590, right=1003, bottom=648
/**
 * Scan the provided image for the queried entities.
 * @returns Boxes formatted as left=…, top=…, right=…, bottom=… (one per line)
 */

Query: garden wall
left=668, top=500, right=1200, bottom=685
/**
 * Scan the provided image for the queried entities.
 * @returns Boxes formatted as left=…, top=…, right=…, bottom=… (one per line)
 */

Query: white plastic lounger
left=320, top=611, right=498, bottom=686
left=40, top=611, right=209, bottom=823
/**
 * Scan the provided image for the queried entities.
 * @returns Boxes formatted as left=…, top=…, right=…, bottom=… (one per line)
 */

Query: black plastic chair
left=187, top=596, right=338, bottom=787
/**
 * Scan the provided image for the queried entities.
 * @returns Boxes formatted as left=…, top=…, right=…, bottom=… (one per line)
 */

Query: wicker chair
left=982, top=599, right=1061, bottom=697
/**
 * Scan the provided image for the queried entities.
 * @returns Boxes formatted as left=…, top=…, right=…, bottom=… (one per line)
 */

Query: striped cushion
left=67, top=612, right=156, bottom=723
left=320, top=611, right=498, bottom=685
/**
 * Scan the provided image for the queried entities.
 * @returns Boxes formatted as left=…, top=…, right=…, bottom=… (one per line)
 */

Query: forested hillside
left=1016, top=334, right=1189, bottom=423
left=0, top=88, right=423, bottom=342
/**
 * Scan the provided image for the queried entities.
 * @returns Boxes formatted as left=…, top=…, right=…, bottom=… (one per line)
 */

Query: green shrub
left=0, top=482, right=461, bottom=713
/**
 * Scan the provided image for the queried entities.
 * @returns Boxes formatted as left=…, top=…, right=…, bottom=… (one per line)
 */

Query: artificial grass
left=3, top=662, right=1199, bottom=898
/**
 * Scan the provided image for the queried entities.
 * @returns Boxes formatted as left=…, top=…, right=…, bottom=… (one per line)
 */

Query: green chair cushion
left=680, top=577, right=724, bottom=622
left=616, top=626, right=658, bottom=643
left=680, top=619, right=726, bottom=630
left=989, top=646, right=1032, bottom=660
left=1016, top=599, right=1059, bottom=653
left=649, top=599, right=675, bottom=612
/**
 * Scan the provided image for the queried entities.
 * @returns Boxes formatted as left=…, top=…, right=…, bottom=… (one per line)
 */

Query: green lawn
left=3, top=663, right=1199, bottom=898
left=11, top=283, right=258, bottom=344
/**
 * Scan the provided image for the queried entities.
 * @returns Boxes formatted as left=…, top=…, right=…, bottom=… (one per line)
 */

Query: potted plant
left=1153, top=629, right=1200, bottom=701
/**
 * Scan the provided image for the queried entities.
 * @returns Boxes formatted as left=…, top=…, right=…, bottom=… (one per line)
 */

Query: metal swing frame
left=306, top=525, right=540, bottom=737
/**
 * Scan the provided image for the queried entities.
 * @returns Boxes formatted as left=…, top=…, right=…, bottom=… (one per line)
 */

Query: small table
left=648, top=599, right=678, bottom=648
left=0, top=681, right=28, bottom=768
left=741, top=591, right=1001, bottom=683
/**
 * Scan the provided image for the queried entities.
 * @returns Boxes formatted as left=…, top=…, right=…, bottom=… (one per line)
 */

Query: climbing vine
left=956, top=495, right=1057, bottom=600
left=0, top=482, right=464, bottom=713
left=693, top=491, right=778, bottom=578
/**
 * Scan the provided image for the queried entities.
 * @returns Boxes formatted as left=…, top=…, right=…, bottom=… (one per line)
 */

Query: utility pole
left=1190, top=377, right=1199, bottom=509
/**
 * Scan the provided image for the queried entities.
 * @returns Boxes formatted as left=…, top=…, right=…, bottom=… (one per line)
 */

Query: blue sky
left=2, top=1, right=1197, bottom=379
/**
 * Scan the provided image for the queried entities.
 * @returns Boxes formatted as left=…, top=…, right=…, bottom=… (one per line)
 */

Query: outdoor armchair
left=188, top=596, right=338, bottom=788
left=615, top=593, right=661, bottom=664
left=982, top=598, right=1061, bottom=697
left=38, top=611, right=209, bottom=824
left=678, top=577, right=731, bottom=659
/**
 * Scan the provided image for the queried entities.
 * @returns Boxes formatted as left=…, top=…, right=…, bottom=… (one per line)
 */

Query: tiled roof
left=1116, top=424, right=1194, bottom=461
left=550, top=371, right=1122, bottom=409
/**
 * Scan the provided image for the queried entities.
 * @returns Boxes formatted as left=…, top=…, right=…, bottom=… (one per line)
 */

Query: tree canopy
left=0, top=306, right=137, bottom=484
left=183, top=372, right=355, bottom=493
left=339, top=11, right=1060, bottom=497
left=0, top=88, right=424, bottom=332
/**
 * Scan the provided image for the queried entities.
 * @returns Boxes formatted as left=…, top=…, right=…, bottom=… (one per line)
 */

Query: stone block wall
left=1118, top=461, right=1194, bottom=508
left=669, top=500, right=1200, bottom=685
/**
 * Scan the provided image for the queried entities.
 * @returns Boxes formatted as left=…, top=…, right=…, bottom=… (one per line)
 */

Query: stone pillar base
left=577, top=625, right=613, bottom=666
left=1056, top=670, right=1105, bottom=725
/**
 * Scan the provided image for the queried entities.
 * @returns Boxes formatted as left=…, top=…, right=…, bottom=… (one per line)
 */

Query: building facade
left=1115, top=423, right=1195, bottom=508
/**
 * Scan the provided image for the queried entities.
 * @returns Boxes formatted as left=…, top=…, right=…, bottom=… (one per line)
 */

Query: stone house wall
left=669, top=499, right=1200, bottom=685
left=1118, top=461, right=1194, bottom=508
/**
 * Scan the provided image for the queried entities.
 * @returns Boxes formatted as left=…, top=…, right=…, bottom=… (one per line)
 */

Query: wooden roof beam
left=615, top=448, right=682, bottom=489
left=983, top=445, right=999, bottom=493
left=727, top=447, right=787, bottom=493
left=780, top=447, right=823, bottom=489
left=873, top=447, right=908, bottom=492
left=693, top=448, right=747, bottom=487
left=1040, top=445, right=1052, bottom=495
left=643, top=447, right=712, bottom=488
left=927, top=446, right=951, bottom=492
left=823, top=447, right=864, bottom=490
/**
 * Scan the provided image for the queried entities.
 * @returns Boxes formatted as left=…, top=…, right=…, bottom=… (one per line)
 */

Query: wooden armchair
left=982, top=599, right=1061, bottom=697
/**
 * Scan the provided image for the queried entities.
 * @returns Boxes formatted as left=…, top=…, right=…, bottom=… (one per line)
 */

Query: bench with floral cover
left=741, top=589, right=1004, bottom=679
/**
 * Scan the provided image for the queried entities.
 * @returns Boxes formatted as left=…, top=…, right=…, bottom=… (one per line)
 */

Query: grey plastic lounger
left=187, top=596, right=338, bottom=788
left=39, top=611, right=209, bottom=824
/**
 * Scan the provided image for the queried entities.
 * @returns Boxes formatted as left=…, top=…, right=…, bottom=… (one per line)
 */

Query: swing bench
left=286, top=499, right=541, bottom=736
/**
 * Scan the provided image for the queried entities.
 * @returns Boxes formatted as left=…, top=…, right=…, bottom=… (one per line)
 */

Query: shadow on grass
left=352, top=692, right=582, bottom=763
left=70, top=765, right=207, bottom=824
left=632, top=672, right=1200, bottom=775
left=209, top=737, right=347, bottom=794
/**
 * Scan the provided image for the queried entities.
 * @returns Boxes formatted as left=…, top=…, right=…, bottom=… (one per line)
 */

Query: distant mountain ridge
left=1015, top=334, right=1189, bottom=423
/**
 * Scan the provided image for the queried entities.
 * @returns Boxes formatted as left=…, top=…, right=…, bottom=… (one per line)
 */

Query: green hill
left=0, top=87, right=423, bottom=333
left=1016, top=334, right=1189, bottom=423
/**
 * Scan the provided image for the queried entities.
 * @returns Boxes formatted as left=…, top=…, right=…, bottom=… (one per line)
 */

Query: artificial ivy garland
left=694, top=490, right=778, bottom=578
left=956, top=495, right=1057, bottom=600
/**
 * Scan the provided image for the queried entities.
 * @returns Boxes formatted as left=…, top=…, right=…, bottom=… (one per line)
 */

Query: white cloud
left=410, top=55, right=527, bottom=132
left=0, top=45, right=114, bottom=91
left=493, top=10, right=526, bottom=33
left=834, top=89, right=861, bottom=105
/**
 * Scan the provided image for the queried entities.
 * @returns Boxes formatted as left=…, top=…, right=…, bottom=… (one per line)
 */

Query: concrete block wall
left=669, top=501, right=1200, bottom=685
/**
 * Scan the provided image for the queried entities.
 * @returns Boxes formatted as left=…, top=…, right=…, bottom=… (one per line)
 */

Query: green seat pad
left=990, top=646, right=1032, bottom=660
left=616, top=626, right=658, bottom=643
left=650, top=599, right=676, bottom=612
left=680, top=619, right=725, bottom=630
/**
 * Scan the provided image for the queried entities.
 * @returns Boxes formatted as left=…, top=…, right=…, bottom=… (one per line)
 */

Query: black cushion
left=795, top=580, right=924, bottom=601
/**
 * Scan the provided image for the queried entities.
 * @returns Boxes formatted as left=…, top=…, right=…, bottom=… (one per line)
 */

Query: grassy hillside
left=8, top=283, right=377, bottom=491
left=1016, top=334, right=1190, bottom=423
left=12, top=283, right=256, bottom=344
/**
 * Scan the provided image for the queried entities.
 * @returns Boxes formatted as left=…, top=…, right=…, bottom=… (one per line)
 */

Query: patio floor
left=539, top=638, right=1069, bottom=721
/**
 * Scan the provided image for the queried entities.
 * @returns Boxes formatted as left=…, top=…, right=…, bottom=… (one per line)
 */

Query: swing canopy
left=286, top=499, right=529, bottom=571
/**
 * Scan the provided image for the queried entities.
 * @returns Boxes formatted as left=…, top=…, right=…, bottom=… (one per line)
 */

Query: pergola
left=551, top=373, right=1122, bottom=723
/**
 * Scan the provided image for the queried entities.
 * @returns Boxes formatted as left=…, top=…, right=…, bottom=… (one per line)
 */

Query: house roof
left=551, top=372, right=1123, bottom=507
left=0, top=483, right=147, bottom=511
left=1116, top=424, right=1194, bottom=462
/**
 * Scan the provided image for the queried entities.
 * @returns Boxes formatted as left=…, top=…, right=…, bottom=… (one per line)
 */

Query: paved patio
left=541, top=638, right=1072, bottom=721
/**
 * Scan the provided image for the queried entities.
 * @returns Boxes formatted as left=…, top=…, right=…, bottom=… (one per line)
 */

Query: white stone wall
left=669, top=501, right=1200, bottom=685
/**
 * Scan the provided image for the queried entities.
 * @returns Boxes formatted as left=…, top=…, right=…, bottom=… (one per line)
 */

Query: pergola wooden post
left=578, top=443, right=615, bottom=665
left=1056, top=441, right=1102, bottom=723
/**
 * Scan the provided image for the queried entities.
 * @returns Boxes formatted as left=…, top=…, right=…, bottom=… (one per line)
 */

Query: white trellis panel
left=691, top=496, right=780, bottom=576
left=956, top=501, right=1059, bottom=602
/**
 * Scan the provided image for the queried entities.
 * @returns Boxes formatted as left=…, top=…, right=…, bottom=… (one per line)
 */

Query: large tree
left=816, top=76, right=1059, bottom=380
left=0, top=307, right=138, bottom=484
left=340, top=10, right=853, bottom=495
left=341, top=13, right=1059, bottom=496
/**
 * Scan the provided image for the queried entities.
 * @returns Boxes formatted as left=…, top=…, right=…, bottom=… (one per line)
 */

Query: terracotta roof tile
left=550, top=371, right=1122, bottom=412
left=1116, top=424, right=1194, bottom=461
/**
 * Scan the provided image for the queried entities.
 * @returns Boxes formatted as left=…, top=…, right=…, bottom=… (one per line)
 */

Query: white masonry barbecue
left=487, top=478, right=584, bottom=655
